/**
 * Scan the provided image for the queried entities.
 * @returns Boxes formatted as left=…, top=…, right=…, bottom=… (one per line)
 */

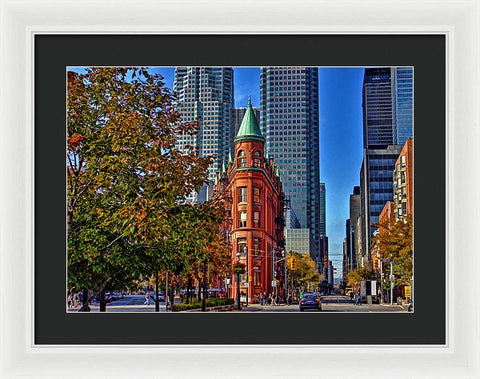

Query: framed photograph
left=1, top=0, right=479, bottom=378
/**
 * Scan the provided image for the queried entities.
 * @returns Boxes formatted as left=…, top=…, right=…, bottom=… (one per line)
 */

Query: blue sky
left=148, top=67, right=365, bottom=273
left=69, top=66, right=365, bottom=277
left=149, top=67, right=366, bottom=276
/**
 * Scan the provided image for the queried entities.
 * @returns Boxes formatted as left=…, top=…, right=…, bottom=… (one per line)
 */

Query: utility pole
left=202, top=262, right=207, bottom=312
left=165, top=272, right=168, bottom=312
left=155, top=271, right=160, bottom=312
left=379, top=260, right=383, bottom=304
left=272, top=249, right=276, bottom=299
left=390, top=260, right=394, bottom=305
left=284, top=251, right=287, bottom=302
left=245, top=246, right=248, bottom=307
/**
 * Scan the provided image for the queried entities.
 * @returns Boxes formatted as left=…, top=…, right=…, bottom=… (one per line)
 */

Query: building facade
left=216, top=99, right=285, bottom=303
left=392, top=68, right=414, bottom=146
left=360, top=145, right=403, bottom=265
left=393, top=138, right=413, bottom=220
left=345, top=186, right=361, bottom=273
left=173, top=67, right=235, bottom=195
left=359, top=67, right=413, bottom=266
left=363, top=67, right=413, bottom=149
left=319, top=182, right=326, bottom=237
left=319, top=236, right=329, bottom=281
left=260, top=67, right=321, bottom=260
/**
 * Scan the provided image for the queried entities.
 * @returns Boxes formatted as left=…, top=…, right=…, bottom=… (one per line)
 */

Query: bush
left=171, top=298, right=234, bottom=312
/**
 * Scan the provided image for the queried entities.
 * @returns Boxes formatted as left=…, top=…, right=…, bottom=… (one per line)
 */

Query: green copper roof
left=234, top=96, right=265, bottom=143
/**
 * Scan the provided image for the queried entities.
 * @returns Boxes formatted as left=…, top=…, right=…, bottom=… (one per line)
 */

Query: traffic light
left=291, top=257, right=296, bottom=271
left=373, top=259, right=379, bottom=271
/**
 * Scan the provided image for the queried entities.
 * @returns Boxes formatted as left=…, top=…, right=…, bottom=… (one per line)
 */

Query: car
left=299, top=293, right=322, bottom=311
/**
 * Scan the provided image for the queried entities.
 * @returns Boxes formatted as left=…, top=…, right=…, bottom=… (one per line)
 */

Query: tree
left=373, top=216, right=413, bottom=287
left=67, top=67, right=216, bottom=310
left=346, top=267, right=376, bottom=288
left=287, top=251, right=321, bottom=293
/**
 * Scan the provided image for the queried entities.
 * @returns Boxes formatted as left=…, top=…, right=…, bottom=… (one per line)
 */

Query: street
left=67, top=294, right=408, bottom=313
left=235, top=295, right=409, bottom=312
left=67, top=294, right=172, bottom=313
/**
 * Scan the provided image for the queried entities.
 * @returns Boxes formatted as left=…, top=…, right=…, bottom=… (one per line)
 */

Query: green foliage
left=373, top=216, right=413, bottom=287
left=287, top=251, right=321, bottom=291
left=172, top=298, right=234, bottom=312
left=67, top=67, right=225, bottom=298
left=347, top=267, right=375, bottom=287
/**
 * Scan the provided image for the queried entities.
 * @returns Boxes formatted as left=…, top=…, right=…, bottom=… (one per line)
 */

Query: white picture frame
left=1, top=0, right=479, bottom=377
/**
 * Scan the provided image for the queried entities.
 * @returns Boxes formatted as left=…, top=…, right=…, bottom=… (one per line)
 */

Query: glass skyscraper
left=362, top=67, right=413, bottom=149
left=173, top=67, right=235, bottom=187
left=260, top=67, right=320, bottom=258
left=392, top=67, right=414, bottom=145
left=360, top=67, right=413, bottom=263
left=319, top=182, right=326, bottom=237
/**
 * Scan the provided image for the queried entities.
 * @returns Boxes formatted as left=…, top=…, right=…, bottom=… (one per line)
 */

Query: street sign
left=271, top=280, right=276, bottom=287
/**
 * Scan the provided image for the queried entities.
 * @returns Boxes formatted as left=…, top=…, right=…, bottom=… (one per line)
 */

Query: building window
left=238, top=187, right=247, bottom=203
left=254, top=238, right=261, bottom=255
left=254, top=271, right=261, bottom=286
left=253, top=150, right=261, bottom=167
left=237, top=238, right=247, bottom=258
left=253, top=211, right=260, bottom=228
left=239, top=211, right=247, bottom=228
left=238, top=150, right=247, bottom=167
left=253, top=188, right=261, bottom=203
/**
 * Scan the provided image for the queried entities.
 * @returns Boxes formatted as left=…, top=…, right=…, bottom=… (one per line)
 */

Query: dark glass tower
left=319, top=182, right=326, bottom=237
left=260, top=67, right=320, bottom=258
left=360, top=67, right=413, bottom=264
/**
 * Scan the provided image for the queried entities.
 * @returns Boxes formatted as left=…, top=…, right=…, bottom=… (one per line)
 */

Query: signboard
left=405, top=285, right=412, bottom=300
left=360, top=281, right=366, bottom=298
left=271, top=280, right=276, bottom=287
left=370, top=280, right=377, bottom=296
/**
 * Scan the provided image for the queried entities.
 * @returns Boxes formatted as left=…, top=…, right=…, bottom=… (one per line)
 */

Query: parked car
left=299, top=293, right=322, bottom=311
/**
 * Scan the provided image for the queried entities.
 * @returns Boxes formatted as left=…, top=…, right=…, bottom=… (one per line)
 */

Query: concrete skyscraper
left=260, top=67, right=321, bottom=259
left=173, top=67, right=235, bottom=196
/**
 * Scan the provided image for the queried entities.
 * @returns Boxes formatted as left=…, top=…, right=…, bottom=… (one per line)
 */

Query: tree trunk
left=187, top=275, right=192, bottom=304
left=202, top=263, right=207, bottom=312
left=99, top=289, right=106, bottom=312
left=155, top=271, right=160, bottom=312
left=78, top=288, right=90, bottom=312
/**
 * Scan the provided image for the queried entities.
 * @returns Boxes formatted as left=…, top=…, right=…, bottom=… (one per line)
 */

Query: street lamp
left=236, top=252, right=241, bottom=310
left=272, top=248, right=276, bottom=299
left=244, top=246, right=249, bottom=307
left=282, top=250, right=286, bottom=303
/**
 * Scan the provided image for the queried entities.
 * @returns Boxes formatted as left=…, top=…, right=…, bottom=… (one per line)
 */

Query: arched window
left=238, top=150, right=247, bottom=167
left=253, top=150, right=261, bottom=167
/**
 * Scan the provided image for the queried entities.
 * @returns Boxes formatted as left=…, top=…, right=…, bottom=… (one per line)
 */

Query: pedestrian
left=259, top=292, right=264, bottom=306
left=144, top=293, right=150, bottom=305
left=271, top=292, right=277, bottom=306
left=355, top=292, right=361, bottom=306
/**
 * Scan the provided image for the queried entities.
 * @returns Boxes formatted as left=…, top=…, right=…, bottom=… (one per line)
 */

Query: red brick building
left=215, top=98, right=285, bottom=303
